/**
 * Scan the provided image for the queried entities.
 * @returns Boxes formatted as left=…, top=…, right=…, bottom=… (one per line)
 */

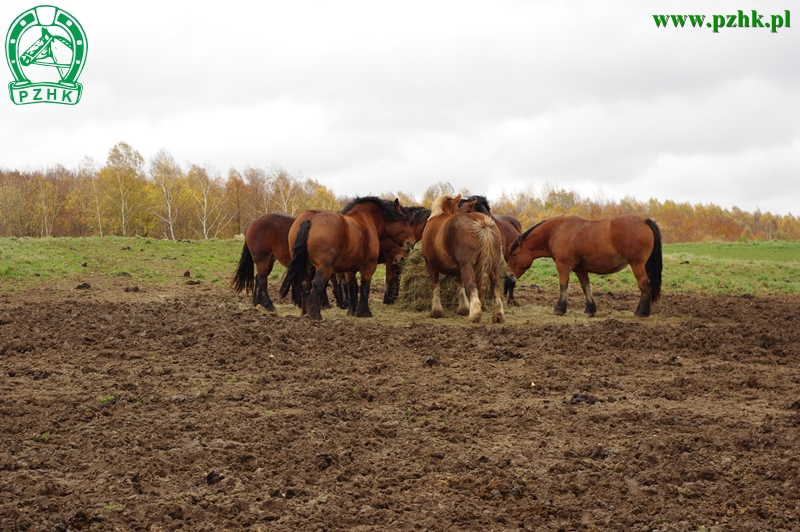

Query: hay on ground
left=397, top=248, right=508, bottom=312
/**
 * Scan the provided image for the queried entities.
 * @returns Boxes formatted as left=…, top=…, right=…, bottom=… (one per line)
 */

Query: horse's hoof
left=456, top=307, right=469, bottom=316
left=634, top=310, right=650, bottom=318
left=553, top=308, right=566, bottom=316
left=492, top=313, right=505, bottom=323
left=468, top=312, right=482, bottom=323
left=430, top=309, right=444, bottom=319
left=508, top=299, right=521, bottom=307
left=356, top=310, right=373, bottom=318
left=584, top=312, right=596, bottom=318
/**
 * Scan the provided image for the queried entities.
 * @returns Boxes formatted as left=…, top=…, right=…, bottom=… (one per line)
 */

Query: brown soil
left=1, top=279, right=799, bottom=532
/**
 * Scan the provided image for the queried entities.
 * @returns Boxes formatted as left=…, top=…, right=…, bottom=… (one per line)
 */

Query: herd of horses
left=230, top=194, right=662, bottom=322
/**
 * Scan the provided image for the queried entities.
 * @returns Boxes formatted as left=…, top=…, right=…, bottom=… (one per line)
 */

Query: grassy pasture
left=1, top=237, right=798, bottom=298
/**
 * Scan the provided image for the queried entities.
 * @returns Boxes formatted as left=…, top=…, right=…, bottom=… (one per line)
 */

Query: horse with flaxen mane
left=457, top=195, right=523, bottom=305
left=421, top=194, right=504, bottom=323
left=279, top=197, right=414, bottom=320
left=507, top=214, right=662, bottom=317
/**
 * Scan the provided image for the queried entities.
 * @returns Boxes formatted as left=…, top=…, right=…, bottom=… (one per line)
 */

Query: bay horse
left=458, top=195, right=523, bottom=305
left=230, top=213, right=295, bottom=311
left=421, top=194, right=504, bottom=323
left=506, top=215, right=662, bottom=317
left=231, top=210, right=414, bottom=311
left=382, top=205, right=430, bottom=304
left=279, top=197, right=414, bottom=320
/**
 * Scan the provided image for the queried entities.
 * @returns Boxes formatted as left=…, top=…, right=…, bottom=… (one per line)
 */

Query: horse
left=382, top=205, right=430, bottom=304
left=506, top=215, right=662, bottom=317
left=457, top=195, right=523, bottom=305
left=421, top=194, right=504, bottom=323
left=231, top=209, right=414, bottom=311
left=279, top=197, right=414, bottom=320
left=230, top=213, right=295, bottom=311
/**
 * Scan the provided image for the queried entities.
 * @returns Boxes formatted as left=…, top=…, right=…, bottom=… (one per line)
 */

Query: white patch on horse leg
left=430, top=284, right=444, bottom=318
left=456, top=286, right=469, bottom=315
left=467, top=290, right=482, bottom=322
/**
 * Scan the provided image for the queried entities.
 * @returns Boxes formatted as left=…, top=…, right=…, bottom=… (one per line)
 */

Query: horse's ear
left=393, top=198, right=402, bottom=211
left=453, top=193, right=462, bottom=204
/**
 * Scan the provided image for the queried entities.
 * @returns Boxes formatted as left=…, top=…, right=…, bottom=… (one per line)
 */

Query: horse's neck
left=524, top=226, right=552, bottom=258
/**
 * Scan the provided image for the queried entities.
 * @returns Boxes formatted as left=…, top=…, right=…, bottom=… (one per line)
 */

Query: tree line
left=1, top=141, right=798, bottom=243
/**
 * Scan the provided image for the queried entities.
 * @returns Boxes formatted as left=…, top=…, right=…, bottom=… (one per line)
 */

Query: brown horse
left=279, top=197, right=414, bottom=320
left=507, top=215, right=662, bottom=317
left=421, top=194, right=504, bottom=323
left=230, top=213, right=295, bottom=311
left=382, top=205, right=431, bottom=304
left=231, top=209, right=413, bottom=311
left=457, top=195, right=523, bottom=305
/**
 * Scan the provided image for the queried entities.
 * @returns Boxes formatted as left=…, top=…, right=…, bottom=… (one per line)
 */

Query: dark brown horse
left=421, top=194, right=504, bottom=323
left=279, top=197, right=414, bottom=320
left=507, top=215, right=662, bottom=317
left=458, top=195, right=523, bottom=305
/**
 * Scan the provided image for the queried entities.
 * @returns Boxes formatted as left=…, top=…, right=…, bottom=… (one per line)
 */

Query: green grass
left=517, top=240, right=800, bottom=296
left=0, top=236, right=247, bottom=291
left=1, top=237, right=798, bottom=297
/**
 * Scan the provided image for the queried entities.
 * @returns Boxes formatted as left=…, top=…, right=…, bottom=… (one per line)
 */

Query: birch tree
left=149, top=149, right=184, bottom=240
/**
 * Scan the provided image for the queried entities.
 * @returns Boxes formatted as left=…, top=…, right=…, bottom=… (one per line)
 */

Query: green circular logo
left=5, top=5, right=87, bottom=105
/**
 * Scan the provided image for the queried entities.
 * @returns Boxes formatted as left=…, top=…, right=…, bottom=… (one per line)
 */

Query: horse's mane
left=509, top=216, right=559, bottom=253
left=429, top=195, right=458, bottom=218
left=404, top=205, right=431, bottom=225
left=459, top=195, right=491, bottom=215
left=341, top=196, right=408, bottom=222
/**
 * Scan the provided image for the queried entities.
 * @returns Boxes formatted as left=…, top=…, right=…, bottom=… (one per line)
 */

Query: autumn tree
left=187, top=163, right=231, bottom=239
left=148, top=149, right=185, bottom=240
left=97, top=142, right=147, bottom=236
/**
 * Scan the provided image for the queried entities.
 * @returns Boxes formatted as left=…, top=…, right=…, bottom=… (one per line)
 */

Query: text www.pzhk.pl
left=653, top=10, right=791, bottom=33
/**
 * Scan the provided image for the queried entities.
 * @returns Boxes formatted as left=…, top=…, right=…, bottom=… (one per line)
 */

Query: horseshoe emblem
left=5, top=5, right=88, bottom=105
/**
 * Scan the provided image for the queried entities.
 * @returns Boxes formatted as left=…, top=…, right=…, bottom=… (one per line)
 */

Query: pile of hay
left=397, top=248, right=508, bottom=312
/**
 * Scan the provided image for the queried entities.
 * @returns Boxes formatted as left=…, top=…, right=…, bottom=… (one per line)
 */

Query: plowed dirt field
left=1, top=279, right=799, bottom=531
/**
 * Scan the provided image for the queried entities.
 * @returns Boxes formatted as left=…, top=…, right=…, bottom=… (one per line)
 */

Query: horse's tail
left=645, top=219, right=662, bottom=303
left=470, top=215, right=500, bottom=287
left=230, top=240, right=255, bottom=294
left=279, top=219, right=311, bottom=307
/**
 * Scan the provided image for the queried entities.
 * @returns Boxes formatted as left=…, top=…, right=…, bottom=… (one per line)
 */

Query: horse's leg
left=460, top=265, right=482, bottom=323
left=356, top=273, right=374, bottom=318
left=305, top=268, right=329, bottom=320
left=631, top=263, right=652, bottom=317
left=320, top=279, right=332, bottom=310
left=455, top=279, right=470, bottom=316
left=504, top=273, right=519, bottom=306
left=427, top=266, right=444, bottom=319
left=345, top=273, right=359, bottom=316
left=383, top=262, right=398, bottom=305
left=490, top=262, right=505, bottom=323
left=575, top=271, right=596, bottom=317
left=554, top=263, right=570, bottom=316
left=255, top=255, right=277, bottom=311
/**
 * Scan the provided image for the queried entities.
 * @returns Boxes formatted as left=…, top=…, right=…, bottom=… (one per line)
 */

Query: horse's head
left=383, top=198, right=415, bottom=260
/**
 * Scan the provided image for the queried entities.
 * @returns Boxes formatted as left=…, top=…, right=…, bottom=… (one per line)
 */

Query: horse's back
left=291, top=210, right=377, bottom=271
left=245, top=212, right=296, bottom=265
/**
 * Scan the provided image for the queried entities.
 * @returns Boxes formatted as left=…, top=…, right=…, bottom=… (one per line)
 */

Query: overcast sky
left=2, top=1, right=798, bottom=215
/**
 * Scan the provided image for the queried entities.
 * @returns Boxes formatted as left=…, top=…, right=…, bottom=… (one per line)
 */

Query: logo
left=5, top=5, right=87, bottom=105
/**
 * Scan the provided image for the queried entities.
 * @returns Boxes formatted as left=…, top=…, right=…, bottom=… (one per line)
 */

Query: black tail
left=645, top=219, right=662, bottom=303
left=230, top=241, right=255, bottom=294
left=279, top=219, right=312, bottom=308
